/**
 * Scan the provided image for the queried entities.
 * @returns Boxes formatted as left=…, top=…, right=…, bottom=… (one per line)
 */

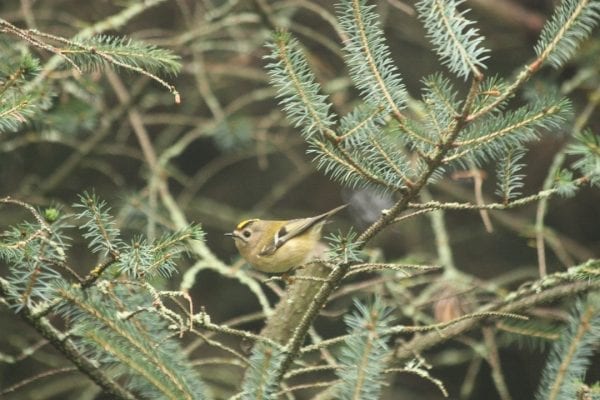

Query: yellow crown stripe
left=236, top=219, right=258, bottom=230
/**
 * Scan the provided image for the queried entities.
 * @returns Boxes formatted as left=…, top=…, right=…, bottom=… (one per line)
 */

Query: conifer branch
left=57, top=288, right=190, bottom=394
left=422, top=73, right=461, bottom=140
left=416, top=0, right=489, bottom=80
left=54, top=282, right=208, bottom=399
left=0, top=19, right=81, bottom=71
left=34, top=0, right=170, bottom=81
left=335, top=298, right=393, bottom=399
left=466, top=65, right=534, bottom=121
left=338, top=0, right=436, bottom=145
left=0, top=197, right=52, bottom=232
left=495, top=147, right=527, bottom=204
left=311, top=139, right=394, bottom=189
left=0, top=279, right=137, bottom=400
left=534, top=0, right=600, bottom=69
left=80, top=256, right=119, bottom=288
left=456, top=98, right=569, bottom=147
left=241, top=342, right=286, bottom=400
left=404, top=176, right=587, bottom=214
left=536, top=294, right=600, bottom=400
left=467, top=0, right=600, bottom=121
left=357, top=76, right=482, bottom=245
left=0, top=19, right=181, bottom=102
left=270, top=77, right=486, bottom=378
left=368, top=134, right=416, bottom=187
left=266, top=30, right=337, bottom=139
left=336, top=105, right=384, bottom=142
left=346, top=263, right=440, bottom=277
left=284, top=364, right=339, bottom=379
left=3, top=0, right=598, bottom=396
left=342, top=0, right=407, bottom=118
left=0, top=97, right=39, bottom=133
left=87, top=330, right=187, bottom=400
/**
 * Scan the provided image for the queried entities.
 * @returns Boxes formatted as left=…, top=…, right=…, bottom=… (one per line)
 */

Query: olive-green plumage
left=226, top=205, right=346, bottom=273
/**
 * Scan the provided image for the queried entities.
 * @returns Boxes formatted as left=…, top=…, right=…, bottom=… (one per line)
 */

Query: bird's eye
left=242, top=229, right=252, bottom=238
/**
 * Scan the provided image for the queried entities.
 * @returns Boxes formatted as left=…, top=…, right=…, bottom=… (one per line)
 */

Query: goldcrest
left=226, top=205, right=347, bottom=273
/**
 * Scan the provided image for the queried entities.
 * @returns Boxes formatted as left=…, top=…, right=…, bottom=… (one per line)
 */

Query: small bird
left=226, top=205, right=347, bottom=273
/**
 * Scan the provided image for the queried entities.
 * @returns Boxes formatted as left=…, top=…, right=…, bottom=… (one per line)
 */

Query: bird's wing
left=259, top=205, right=347, bottom=256
left=258, top=220, right=305, bottom=256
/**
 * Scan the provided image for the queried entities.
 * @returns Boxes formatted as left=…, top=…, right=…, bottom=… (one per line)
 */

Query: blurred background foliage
left=0, top=0, right=599, bottom=399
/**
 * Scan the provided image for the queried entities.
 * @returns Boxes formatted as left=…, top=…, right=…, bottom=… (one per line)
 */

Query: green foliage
left=1, top=194, right=211, bottom=398
left=451, top=96, right=572, bottom=167
left=2, top=0, right=600, bottom=398
left=55, top=282, right=209, bottom=399
left=567, top=129, right=600, bottom=186
left=309, top=105, right=412, bottom=193
left=119, top=225, right=203, bottom=279
left=265, top=0, right=590, bottom=200
left=263, top=2, right=599, bottom=393
left=0, top=47, right=41, bottom=82
left=535, top=294, right=600, bottom=400
left=554, top=168, right=579, bottom=197
left=495, top=146, right=527, bottom=203
left=326, top=228, right=364, bottom=263
left=265, top=30, right=336, bottom=140
left=535, top=0, right=600, bottom=68
left=0, top=38, right=101, bottom=137
left=65, top=35, right=181, bottom=76
left=337, top=0, right=408, bottom=112
left=0, top=222, right=64, bottom=310
left=73, top=192, right=204, bottom=279
left=471, top=75, right=509, bottom=113
left=416, top=0, right=489, bottom=79
left=0, top=27, right=180, bottom=136
left=43, top=207, right=61, bottom=223
left=0, top=211, right=70, bottom=311
left=0, top=45, right=46, bottom=133
left=0, top=93, right=41, bottom=133
left=421, top=73, right=461, bottom=144
left=335, top=297, right=394, bottom=400
left=241, top=342, right=286, bottom=400
left=74, top=191, right=124, bottom=256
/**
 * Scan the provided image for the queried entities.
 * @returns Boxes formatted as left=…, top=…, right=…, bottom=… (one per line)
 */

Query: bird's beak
left=225, top=231, right=246, bottom=243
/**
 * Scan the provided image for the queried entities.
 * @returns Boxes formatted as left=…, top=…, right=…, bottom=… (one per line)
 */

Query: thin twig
left=395, top=261, right=599, bottom=360
left=482, top=327, right=512, bottom=400
left=193, top=308, right=283, bottom=349
left=0, top=367, right=77, bottom=396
